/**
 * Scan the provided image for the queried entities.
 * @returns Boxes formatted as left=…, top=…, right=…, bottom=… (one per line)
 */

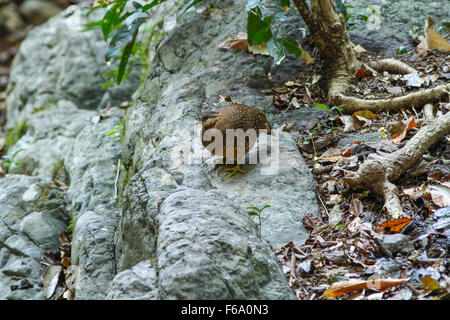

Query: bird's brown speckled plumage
left=199, top=103, right=271, bottom=160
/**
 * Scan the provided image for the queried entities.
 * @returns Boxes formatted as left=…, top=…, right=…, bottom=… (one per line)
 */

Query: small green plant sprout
left=313, top=103, right=343, bottom=120
left=106, top=124, right=124, bottom=142
left=313, top=103, right=343, bottom=134
left=247, top=204, right=271, bottom=239
left=396, top=47, right=408, bottom=55
left=1, top=148, right=24, bottom=170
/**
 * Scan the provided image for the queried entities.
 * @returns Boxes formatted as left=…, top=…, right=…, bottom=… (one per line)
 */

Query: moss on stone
left=50, top=159, right=69, bottom=183
left=4, top=119, right=28, bottom=151
left=31, top=104, right=51, bottom=115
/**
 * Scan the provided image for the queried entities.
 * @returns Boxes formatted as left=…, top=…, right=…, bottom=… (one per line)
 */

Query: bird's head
left=196, top=110, right=220, bottom=130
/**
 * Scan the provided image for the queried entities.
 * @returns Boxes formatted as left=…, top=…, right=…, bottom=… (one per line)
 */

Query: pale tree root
left=342, top=111, right=450, bottom=220
left=329, top=83, right=450, bottom=114
left=328, top=57, right=449, bottom=114
left=367, top=58, right=419, bottom=75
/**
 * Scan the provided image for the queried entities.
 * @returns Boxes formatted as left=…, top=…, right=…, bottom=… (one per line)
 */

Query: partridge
left=197, top=103, right=272, bottom=177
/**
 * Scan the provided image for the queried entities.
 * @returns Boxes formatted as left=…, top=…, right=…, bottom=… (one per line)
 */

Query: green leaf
left=263, top=15, right=274, bottom=25
left=247, top=206, right=261, bottom=211
left=132, top=1, right=142, bottom=9
left=142, top=0, right=167, bottom=11
left=246, top=0, right=263, bottom=12
left=280, top=0, right=290, bottom=11
left=357, top=14, right=368, bottom=22
left=334, top=0, right=347, bottom=15
left=247, top=212, right=260, bottom=216
left=330, top=105, right=343, bottom=113
left=123, top=10, right=145, bottom=27
left=281, top=36, right=302, bottom=57
left=11, top=148, right=24, bottom=159
left=103, top=69, right=118, bottom=78
left=117, top=34, right=136, bottom=85
left=82, top=19, right=103, bottom=29
left=247, top=6, right=266, bottom=46
left=106, top=129, right=118, bottom=136
left=261, top=205, right=271, bottom=210
left=105, top=17, right=145, bottom=61
left=314, top=103, right=330, bottom=113
left=396, top=47, right=408, bottom=55
left=102, top=80, right=115, bottom=89
left=101, top=0, right=127, bottom=39
left=267, top=31, right=285, bottom=65
left=252, top=27, right=272, bottom=45
left=178, top=0, right=203, bottom=16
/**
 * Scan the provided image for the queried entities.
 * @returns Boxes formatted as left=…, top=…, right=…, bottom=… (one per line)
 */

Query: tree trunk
left=294, top=0, right=360, bottom=103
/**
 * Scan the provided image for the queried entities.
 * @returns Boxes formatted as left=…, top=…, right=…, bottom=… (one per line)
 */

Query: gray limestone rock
left=156, top=187, right=295, bottom=299
left=4, top=5, right=136, bottom=300
left=5, top=5, right=139, bottom=130
left=375, top=234, right=415, bottom=255
left=346, top=0, right=450, bottom=56
left=0, top=175, right=67, bottom=300
left=62, top=106, right=124, bottom=299
left=105, top=261, right=160, bottom=300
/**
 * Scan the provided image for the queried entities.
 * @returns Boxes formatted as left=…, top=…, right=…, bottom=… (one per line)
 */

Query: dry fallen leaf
left=422, top=275, right=440, bottom=293
left=302, top=213, right=323, bottom=231
left=429, top=183, right=450, bottom=207
left=391, top=118, right=416, bottom=144
left=41, top=265, right=63, bottom=299
left=285, top=81, right=303, bottom=87
left=320, top=155, right=341, bottom=163
left=352, top=67, right=373, bottom=79
left=218, top=32, right=248, bottom=51
left=350, top=198, right=364, bottom=217
left=63, top=289, right=75, bottom=300
left=337, top=115, right=367, bottom=132
left=425, top=17, right=450, bottom=51
left=60, top=250, right=71, bottom=269
left=415, top=17, right=450, bottom=57
left=323, top=278, right=409, bottom=298
left=415, top=35, right=429, bottom=57
left=402, top=185, right=426, bottom=200
left=353, top=44, right=366, bottom=54
left=59, top=233, right=70, bottom=246
left=385, top=86, right=403, bottom=95
left=375, top=218, right=413, bottom=233
left=353, top=110, right=379, bottom=119
left=290, top=97, right=301, bottom=109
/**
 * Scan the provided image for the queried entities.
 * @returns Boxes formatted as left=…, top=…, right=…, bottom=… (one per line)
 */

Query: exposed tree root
left=423, top=103, right=435, bottom=119
left=293, top=0, right=450, bottom=220
left=342, top=111, right=450, bottom=219
left=329, top=83, right=450, bottom=114
left=368, top=58, right=418, bottom=75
